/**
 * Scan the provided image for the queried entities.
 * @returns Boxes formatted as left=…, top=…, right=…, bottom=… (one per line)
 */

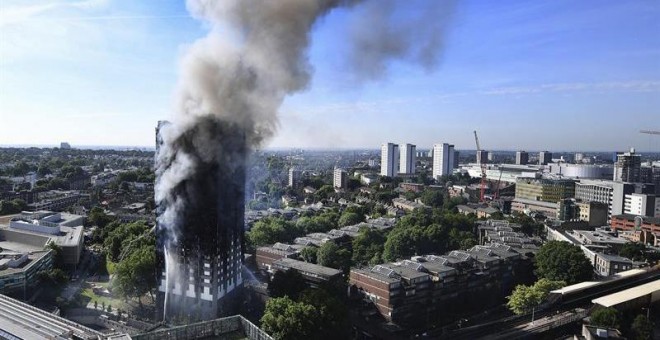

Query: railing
left=132, top=315, right=272, bottom=340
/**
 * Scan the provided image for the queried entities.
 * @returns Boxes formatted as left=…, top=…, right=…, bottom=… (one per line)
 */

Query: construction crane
left=640, top=130, right=660, bottom=135
left=473, top=130, right=487, bottom=202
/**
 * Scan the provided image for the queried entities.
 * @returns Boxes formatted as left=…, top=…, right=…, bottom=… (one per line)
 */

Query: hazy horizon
left=1, top=1, right=659, bottom=152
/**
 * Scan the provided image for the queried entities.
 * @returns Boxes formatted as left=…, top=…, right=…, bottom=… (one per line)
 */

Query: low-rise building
left=349, top=242, right=529, bottom=327
left=0, top=229, right=53, bottom=296
left=255, top=243, right=302, bottom=272
left=392, top=198, right=426, bottom=212
left=271, top=258, right=342, bottom=286
left=5, top=211, right=85, bottom=268
left=593, top=253, right=635, bottom=277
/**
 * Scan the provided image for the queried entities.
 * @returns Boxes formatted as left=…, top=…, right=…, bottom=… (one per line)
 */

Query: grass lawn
left=79, top=282, right=125, bottom=310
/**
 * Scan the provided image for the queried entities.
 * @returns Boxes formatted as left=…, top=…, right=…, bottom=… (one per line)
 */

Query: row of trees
left=262, top=270, right=348, bottom=340
left=507, top=241, right=593, bottom=315
left=0, top=198, right=28, bottom=215
left=590, top=307, right=655, bottom=340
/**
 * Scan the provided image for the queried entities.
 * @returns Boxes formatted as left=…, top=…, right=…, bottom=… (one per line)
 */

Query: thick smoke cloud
left=346, top=0, right=456, bottom=80
left=155, top=0, right=456, bottom=319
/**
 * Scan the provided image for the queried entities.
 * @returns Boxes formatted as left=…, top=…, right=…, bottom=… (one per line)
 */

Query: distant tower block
left=399, top=143, right=416, bottom=174
left=432, top=143, right=455, bottom=179
left=381, top=143, right=399, bottom=177
left=516, top=151, right=529, bottom=165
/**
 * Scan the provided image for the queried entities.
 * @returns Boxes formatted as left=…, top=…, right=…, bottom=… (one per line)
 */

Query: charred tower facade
left=155, top=119, right=245, bottom=322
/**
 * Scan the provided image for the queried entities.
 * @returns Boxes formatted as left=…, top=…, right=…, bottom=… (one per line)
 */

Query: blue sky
left=0, top=0, right=658, bottom=151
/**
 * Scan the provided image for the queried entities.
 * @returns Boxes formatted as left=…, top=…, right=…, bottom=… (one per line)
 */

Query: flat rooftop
left=0, top=293, right=106, bottom=340
left=592, top=280, right=660, bottom=308
left=273, top=258, right=342, bottom=278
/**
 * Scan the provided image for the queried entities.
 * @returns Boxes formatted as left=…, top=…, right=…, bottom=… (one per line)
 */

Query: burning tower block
left=155, top=119, right=245, bottom=322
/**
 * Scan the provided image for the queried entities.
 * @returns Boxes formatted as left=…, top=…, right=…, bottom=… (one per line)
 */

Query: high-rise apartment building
left=381, top=143, right=399, bottom=177
left=476, top=150, right=488, bottom=165
left=432, top=143, right=455, bottom=179
left=155, top=120, right=244, bottom=322
left=539, top=151, right=552, bottom=165
left=288, top=167, right=302, bottom=188
left=399, top=143, right=416, bottom=174
left=333, top=168, right=348, bottom=189
left=613, top=148, right=642, bottom=182
left=515, top=151, right=529, bottom=165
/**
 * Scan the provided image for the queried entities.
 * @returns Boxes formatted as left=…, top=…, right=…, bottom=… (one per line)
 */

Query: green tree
left=45, top=242, right=65, bottom=269
left=299, top=289, right=350, bottom=339
left=300, top=247, right=318, bottom=264
left=261, top=297, right=319, bottom=340
left=338, top=211, right=363, bottom=227
left=247, top=218, right=292, bottom=248
left=420, top=189, right=444, bottom=208
left=317, top=242, right=351, bottom=272
left=268, top=269, right=308, bottom=300
left=88, top=206, right=114, bottom=229
left=113, top=244, right=156, bottom=303
left=535, top=241, right=593, bottom=284
left=619, top=242, right=646, bottom=261
left=630, top=314, right=654, bottom=340
left=352, top=228, right=386, bottom=266
left=506, top=279, right=565, bottom=315
left=382, top=226, right=422, bottom=261
left=590, top=307, right=619, bottom=328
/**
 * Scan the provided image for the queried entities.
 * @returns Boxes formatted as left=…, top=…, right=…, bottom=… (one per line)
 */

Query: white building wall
left=380, top=143, right=399, bottom=177
left=399, top=144, right=416, bottom=174
left=432, top=143, right=454, bottom=179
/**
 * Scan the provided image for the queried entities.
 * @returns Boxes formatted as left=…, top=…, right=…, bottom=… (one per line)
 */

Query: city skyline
left=1, top=0, right=659, bottom=151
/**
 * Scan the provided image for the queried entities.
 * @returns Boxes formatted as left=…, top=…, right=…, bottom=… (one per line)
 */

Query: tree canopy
left=317, top=242, right=351, bottom=272
left=261, top=297, right=318, bottom=340
left=630, top=314, right=654, bottom=340
left=590, top=307, right=619, bottom=329
left=352, top=228, right=386, bottom=266
left=268, top=269, right=308, bottom=300
left=506, top=279, right=565, bottom=315
left=535, top=241, right=593, bottom=284
left=261, top=288, right=349, bottom=340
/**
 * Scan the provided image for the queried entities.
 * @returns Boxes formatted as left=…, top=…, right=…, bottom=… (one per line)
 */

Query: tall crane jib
left=473, top=130, right=487, bottom=202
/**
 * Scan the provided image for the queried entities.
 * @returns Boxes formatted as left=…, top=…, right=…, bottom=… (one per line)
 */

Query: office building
left=613, top=148, right=641, bottom=182
left=515, top=178, right=576, bottom=203
left=574, top=153, right=584, bottom=163
left=432, top=143, right=455, bottom=179
left=624, top=193, right=660, bottom=218
left=288, top=167, right=302, bottom=188
left=0, top=229, right=53, bottom=296
left=515, top=151, right=529, bottom=165
left=454, top=150, right=460, bottom=169
left=576, top=201, right=609, bottom=227
left=399, top=143, right=416, bottom=174
left=333, top=168, right=348, bottom=189
left=5, top=211, right=84, bottom=269
left=380, top=143, right=399, bottom=177
left=539, top=151, right=552, bottom=165
left=476, top=150, right=488, bottom=165
left=156, top=120, right=245, bottom=322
